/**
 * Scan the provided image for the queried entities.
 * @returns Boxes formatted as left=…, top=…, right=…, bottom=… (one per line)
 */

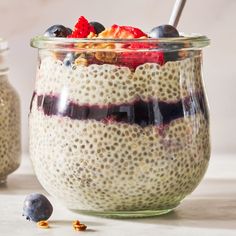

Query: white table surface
left=0, top=154, right=235, bottom=236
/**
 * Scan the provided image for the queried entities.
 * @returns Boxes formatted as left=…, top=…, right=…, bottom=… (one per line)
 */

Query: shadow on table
left=125, top=178, right=236, bottom=230
left=130, top=198, right=236, bottom=230
left=1, top=175, right=236, bottom=230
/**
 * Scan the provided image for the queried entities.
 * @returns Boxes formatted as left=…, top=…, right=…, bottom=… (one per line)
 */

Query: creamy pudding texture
left=0, top=75, right=21, bottom=182
left=29, top=54, right=210, bottom=211
left=35, top=57, right=203, bottom=104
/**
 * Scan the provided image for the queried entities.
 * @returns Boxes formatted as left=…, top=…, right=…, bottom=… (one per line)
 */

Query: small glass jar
left=0, top=39, right=21, bottom=184
left=30, top=35, right=210, bottom=217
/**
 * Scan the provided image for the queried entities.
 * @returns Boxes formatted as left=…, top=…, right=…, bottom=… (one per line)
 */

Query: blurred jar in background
left=0, top=39, right=21, bottom=184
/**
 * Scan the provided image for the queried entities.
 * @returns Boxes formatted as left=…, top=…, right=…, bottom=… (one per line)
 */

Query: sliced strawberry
left=121, top=26, right=147, bottom=38
left=68, top=16, right=95, bottom=38
left=123, top=41, right=158, bottom=50
left=98, top=24, right=147, bottom=38
left=117, top=51, right=165, bottom=69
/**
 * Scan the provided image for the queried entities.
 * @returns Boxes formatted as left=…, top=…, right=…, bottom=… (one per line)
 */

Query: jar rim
left=0, top=38, right=8, bottom=52
left=31, top=34, right=210, bottom=51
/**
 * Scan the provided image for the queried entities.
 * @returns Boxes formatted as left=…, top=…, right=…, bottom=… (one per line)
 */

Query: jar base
left=70, top=206, right=178, bottom=218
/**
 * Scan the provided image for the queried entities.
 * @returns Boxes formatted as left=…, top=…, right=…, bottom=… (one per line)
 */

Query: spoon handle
left=169, top=0, right=187, bottom=27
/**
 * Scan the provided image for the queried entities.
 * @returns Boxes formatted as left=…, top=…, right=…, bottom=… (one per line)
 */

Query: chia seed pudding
left=0, top=39, right=21, bottom=183
left=30, top=17, right=210, bottom=217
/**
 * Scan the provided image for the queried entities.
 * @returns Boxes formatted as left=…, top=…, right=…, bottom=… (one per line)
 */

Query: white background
left=0, top=0, right=235, bottom=154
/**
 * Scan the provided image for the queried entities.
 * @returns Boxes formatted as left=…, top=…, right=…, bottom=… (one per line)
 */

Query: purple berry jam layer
left=30, top=92, right=208, bottom=127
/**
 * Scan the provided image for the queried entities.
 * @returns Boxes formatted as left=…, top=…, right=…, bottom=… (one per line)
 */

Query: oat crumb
left=37, top=220, right=49, bottom=229
left=73, top=220, right=87, bottom=231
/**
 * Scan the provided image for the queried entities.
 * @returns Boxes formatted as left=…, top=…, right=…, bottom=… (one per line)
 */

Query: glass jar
left=0, top=39, right=21, bottom=184
left=30, top=35, right=210, bottom=217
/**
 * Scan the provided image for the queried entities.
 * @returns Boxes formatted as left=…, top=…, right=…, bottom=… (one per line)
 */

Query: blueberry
left=44, top=25, right=72, bottom=37
left=149, top=24, right=179, bottom=38
left=22, top=193, right=53, bottom=222
left=149, top=25, right=180, bottom=61
left=89, top=21, right=105, bottom=34
left=163, top=51, right=179, bottom=62
left=66, top=27, right=73, bottom=35
left=63, top=53, right=75, bottom=66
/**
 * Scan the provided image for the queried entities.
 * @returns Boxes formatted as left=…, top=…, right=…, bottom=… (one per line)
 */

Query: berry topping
left=68, top=16, right=96, bottom=38
left=22, top=193, right=53, bottom=222
left=149, top=25, right=179, bottom=38
left=118, top=51, right=164, bottom=69
left=123, top=41, right=157, bottom=50
left=44, top=25, right=72, bottom=37
left=98, top=24, right=147, bottom=38
left=63, top=53, right=75, bottom=66
left=89, top=21, right=105, bottom=34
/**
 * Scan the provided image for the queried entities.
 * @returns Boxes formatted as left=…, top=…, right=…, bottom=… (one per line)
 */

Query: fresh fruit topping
left=22, top=193, right=53, bottom=222
left=148, top=25, right=181, bottom=62
left=123, top=41, right=158, bottom=50
left=163, top=51, right=179, bottom=62
left=63, top=53, right=75, bottom=66
left=117, top=51, right=164, bottom=69
left=98, top=24, right=147, bottom=38
left=149, top=25, right=179, bottom=38
left=89, top=21, right=105, bottom=34
left=44, top=25, right=72, bottom=37
left=68, top=16, right=96, bottom=38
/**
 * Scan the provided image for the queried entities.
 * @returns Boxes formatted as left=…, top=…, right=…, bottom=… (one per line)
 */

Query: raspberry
left=68, top=16, right=95, bottom=38
left=123, top=41, right=157, bottom=50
